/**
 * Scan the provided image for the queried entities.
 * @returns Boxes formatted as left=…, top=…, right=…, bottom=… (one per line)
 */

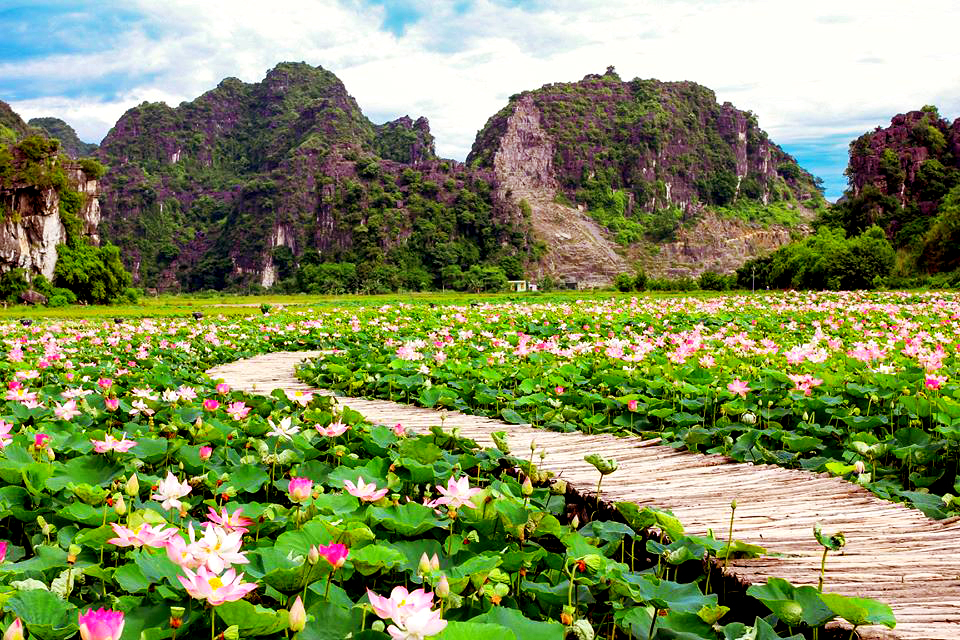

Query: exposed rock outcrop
left=491, top=96, right=628, bottom=286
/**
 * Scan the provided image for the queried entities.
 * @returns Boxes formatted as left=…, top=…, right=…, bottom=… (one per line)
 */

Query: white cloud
left=3, top=0, right=958, bottom=184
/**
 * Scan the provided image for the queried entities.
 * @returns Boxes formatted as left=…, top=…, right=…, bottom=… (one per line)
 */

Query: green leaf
left=297, top=601, right=359, bottom=640
left=5, top=589, right=77, bottom=640
left=500, top=408, right=526, bottom=425
left=747, top=577, right=835, bottom=627
left=434, top=621, right=517, bottom=640
left=216, top=600, right=289, bottom=636
left=818, top=592, right=896, bottom=628
left=469, top=608, right=563, bottom=640
left=348, top=544, right=407, bottom=576
left=225, top=464, right=271, bottom=493
left=47, top=455, right=123, bottom=491
left=367, top=502, right=447, bottom=536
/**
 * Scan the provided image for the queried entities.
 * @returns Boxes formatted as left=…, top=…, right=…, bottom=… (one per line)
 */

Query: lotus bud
left=308, top=545, right=320, bottom=565
left=289, top=596, right=306, bottom=632
left=571, top=514, right=580, bottom=529
left=125, top=473, right=139, bottom=497
left=3, top=618, right=24, bottom=640
left=418, top=552, right=432, bottom=575
left=530, top=440, right=537, bottom=452
left=741, top=411, right=756, bottom=425
left=67, top=544, right=81, bottom=565
left=436, top=574, right=450, bottom=598
left=46, top=447, right=55, bottom=461
left=522, top=476, right=534, bottom=496
left=853, top=460, right=866, bottom=474
left=802, top=412, right=810, bottom=422
left=430, top=553, right=440, bottom=571
left=731, top=499, right=737, bottom=510
left=114, top=494, right=127, bottom=516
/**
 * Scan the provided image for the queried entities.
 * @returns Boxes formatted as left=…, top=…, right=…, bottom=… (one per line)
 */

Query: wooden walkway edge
left=208, top=351, right=960, bottom=640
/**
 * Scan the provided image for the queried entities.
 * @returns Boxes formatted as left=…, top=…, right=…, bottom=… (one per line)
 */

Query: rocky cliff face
left=469, top=69, right=820, bottom=282
left=0, top=141, right=101, bottom=279
left=846, top=107, right=960, bottom=209
left=97, top=62, right=529, bottom=290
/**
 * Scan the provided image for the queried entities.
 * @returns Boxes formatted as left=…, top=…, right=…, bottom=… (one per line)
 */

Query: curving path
left=208, top=351, right=960, bottom=640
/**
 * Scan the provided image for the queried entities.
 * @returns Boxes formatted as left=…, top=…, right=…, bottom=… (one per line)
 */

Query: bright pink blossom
left=78, top=608, right=125, bottom=640
left=177, top=566, right=257, bottom=605
left=202, top=398, right=219, bottom=411
left=926, top=374, right=947, bottom=391
left=727, top=379, right=751, bottom=399
left=313, top=543, right=349, bottom=569
left=34, top=433, right=51, bottom=448
left=0, top=420, right=13, bottom=449
left=316, top=420, right=349, bottom=437
left=92, top=433, right=138, bottom=453
left=108, top=522, right=178, bottom=549
left=216, top=383, right=230, bottom=394
left=344, top=476, right=388, bottom=502
left=3, top=618, right=23, bottom=640
left=0, top=540, right=7, bottom=563
left=431, top=476, right=483, bottom=510
left=288, top=477, right=313, bottom=503
left=225, top=401, right=250, bottom=420
left=199, top=445, right=213, bottom=460
left=206, top=506, right=253, bottom=534
left=104, top=397, right=120, bottom=411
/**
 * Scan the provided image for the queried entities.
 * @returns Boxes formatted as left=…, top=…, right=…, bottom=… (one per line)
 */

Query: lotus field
left=0, top=291, right=953, bottom=639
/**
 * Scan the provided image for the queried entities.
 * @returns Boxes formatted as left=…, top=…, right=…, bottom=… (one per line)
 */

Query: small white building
left=507, top=280, right=528, bottom=292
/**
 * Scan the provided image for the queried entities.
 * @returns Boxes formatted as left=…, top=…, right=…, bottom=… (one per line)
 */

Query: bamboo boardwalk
left=208, top=351, right=960, bottom=640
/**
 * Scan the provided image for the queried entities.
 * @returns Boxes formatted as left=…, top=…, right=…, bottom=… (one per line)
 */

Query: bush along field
left=0, top=304, right=901, bottom=639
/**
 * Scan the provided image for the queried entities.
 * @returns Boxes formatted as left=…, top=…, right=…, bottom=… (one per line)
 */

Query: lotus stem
left=819, top=546, right=829, bottom=592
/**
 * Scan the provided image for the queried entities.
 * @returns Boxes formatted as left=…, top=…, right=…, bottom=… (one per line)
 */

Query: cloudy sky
left=2, top=0, right=958, bottom=199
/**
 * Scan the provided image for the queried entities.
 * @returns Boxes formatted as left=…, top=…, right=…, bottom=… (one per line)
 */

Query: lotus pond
left=1, top=291, right=937, bottom=639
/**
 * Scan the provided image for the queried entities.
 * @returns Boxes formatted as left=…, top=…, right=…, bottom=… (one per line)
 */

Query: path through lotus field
left=2, top=290, right=959, bottom=640
left=209, top=348, right=960, bottom=640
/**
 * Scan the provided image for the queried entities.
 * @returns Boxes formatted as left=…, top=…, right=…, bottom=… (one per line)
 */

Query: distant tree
left=54, top=243, right=131, bottom=304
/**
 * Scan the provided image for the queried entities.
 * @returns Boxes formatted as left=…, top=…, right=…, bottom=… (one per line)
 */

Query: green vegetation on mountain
left=742, top=106, right=960, bottom=290
left=98, top=62, right=532, bottom=292
left=28, top=116, right=99, bottom=157
left=469, top=67, right=824, bottom=243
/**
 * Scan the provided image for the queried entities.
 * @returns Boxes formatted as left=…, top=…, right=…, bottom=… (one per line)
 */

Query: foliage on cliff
left=0, top=99, right=35, bottom=145
left=28, top=116, right=99, bottom=157
left=822, top=106, right=960, bottom=276
left=468, top=67, right=823, bottom=242
left=97, top=62, right=530, bottom=291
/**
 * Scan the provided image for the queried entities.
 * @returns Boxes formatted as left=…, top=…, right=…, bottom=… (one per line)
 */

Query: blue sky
left=3, top=0, right=959, bottom=200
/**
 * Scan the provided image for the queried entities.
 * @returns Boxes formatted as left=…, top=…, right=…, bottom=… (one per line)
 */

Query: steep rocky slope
left=830, top=106, right=960, bottom=274
left=98, top=62, right=530, bottom=290
left=469, top=68, right=822, bottom=280
left=0, top=109, right=101, bottom=279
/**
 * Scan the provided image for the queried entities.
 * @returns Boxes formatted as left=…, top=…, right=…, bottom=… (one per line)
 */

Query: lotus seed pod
left=371, top=621, right=385, bottom=632
left=779, top=600, right=803, bottom=626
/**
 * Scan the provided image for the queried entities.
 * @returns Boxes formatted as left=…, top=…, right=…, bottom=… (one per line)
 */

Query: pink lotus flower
left=367, top=586, right=435, bottom=623
left=431, top=476, right=483, bottom=510
left=393, top=423, right=406, bottom=437
left=555, top=386, right=565, bottom=394
left=34, top=433, right=51, bottom=448
left=92, top=432, right=138, bottom=453
left=108, top=523, right=178, bottom=549
left=165, top=528, right=202, bottom=570
left=627, top=399, right=638, bottom=411
left=177, top=566, right=257, bottom=605
left=188, top=524, right=249, bottom=573
left=387, top=606, right=447, bottom=640
left=53, top=399, right=82, bottom=421
left=288, top=477, right=313, bottom=503
left=925, top=374, right=947, bottom=391
left=152, top=471, right=192, bottom=511
left=344, top=476, right=388, bottom=503
left=199, top=445, right=213, bottom=460
left=3, top=618, right=23, bottom=640
left=202, top=398, right=220, bottom=412
left=727, top=378, right=751, bottom=399
left=285, top=389, right=314, bottom=406
left=316, top=420, right=349, bottom=437
left=104, top=397, right=120, bottom=411
left=226, top=401, right=250, bottom=420
left=97, top=378, right=113, bottom=390
left=313, top=543, right=349, bottom=569
left=206, top=507, right=253, bottom=534
left=0, top=540, right=7, bottom=563
left=216, top=383, right=230, bottom=394
left=78, top=608, right=124, bottom=640
left=0, top=420, right=13, bottom=449
left=787, top=373, right=824, bottom=396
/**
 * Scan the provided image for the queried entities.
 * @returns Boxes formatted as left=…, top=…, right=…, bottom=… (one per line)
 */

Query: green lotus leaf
left=818, top=592, right=896, bottom=629
left=215, top=600, right=289, bottom=636
left=5, top=589, right=77, bottom=640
